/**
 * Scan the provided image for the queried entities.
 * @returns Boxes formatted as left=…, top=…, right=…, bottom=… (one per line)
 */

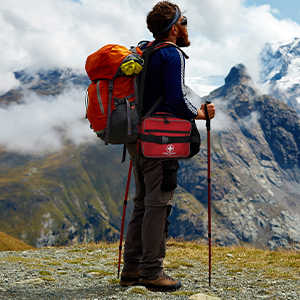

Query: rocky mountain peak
left=224, top=63, right=251, bottom=87
left=205, top=64, right=257, bottom=120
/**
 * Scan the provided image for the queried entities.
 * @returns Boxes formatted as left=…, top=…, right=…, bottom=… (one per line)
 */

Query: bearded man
left=120, top=1, right=215, bottom=291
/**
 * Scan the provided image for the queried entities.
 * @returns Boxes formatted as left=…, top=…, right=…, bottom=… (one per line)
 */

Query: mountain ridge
left=1, top=43, right=300, bottom=250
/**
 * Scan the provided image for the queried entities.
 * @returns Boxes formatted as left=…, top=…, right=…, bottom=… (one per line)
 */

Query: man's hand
left=196, top=103, right=215, bottom=120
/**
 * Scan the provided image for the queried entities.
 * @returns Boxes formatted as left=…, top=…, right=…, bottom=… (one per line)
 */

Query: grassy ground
left=0, top=237, right=299, bottom=299
left=0, top=231, right=35, bottom=251
left=1, top=234, right=299, bottom=282
left=165, top=239, right=300, bottom=280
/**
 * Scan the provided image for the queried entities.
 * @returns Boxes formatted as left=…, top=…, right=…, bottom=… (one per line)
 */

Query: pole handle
left=204, top=101, right=211, bottom=131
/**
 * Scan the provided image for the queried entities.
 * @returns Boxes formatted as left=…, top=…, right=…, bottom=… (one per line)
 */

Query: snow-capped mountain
left=259, top=37, right=300, bottom=114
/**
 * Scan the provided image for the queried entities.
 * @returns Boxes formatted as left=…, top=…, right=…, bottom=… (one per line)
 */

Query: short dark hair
left=146, top=1, right=181, bottom=39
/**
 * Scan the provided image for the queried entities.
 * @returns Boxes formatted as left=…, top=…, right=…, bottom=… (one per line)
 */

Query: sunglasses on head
left=177, top=16, right=187, bottom=26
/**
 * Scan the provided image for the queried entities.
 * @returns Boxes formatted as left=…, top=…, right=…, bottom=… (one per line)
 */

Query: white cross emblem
left=166, top=144, right=174, bottom=153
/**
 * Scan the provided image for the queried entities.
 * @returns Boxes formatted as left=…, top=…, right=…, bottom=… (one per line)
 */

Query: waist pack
left=137, top=114, right=192, bottom=158
left=136, top=84, right=201, bottom=159
left=85, top=44, right=143, bottom=145
left=137, top=114, right=201, bottom=159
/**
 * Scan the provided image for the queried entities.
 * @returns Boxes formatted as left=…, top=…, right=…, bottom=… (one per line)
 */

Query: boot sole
left=120, top=281, right=139, bottom=287
left=139, top=281, right=181, bottom=291
left=120, top=276, right=140, bottom=287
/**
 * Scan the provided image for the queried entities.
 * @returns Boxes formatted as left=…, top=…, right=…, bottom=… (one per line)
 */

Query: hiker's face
left=175, top=15, right=190, bottom=47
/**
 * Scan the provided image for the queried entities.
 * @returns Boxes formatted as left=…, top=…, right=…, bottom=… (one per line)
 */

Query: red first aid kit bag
left=137, top=114, right=192, bottom=158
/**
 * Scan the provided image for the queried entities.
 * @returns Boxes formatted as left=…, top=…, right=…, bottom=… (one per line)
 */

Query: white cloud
left=0, top=0, right=154, bottom=75
left=1, top=0, right=300, bottom=154
left=1, top=0, right=300, bottom=80
left=238, top=111, right=261, bottom=130
left=0, top=72, right=20, bottom=95
left=185, top=2, right=300, bottom=82
left=0, top=86, right=95, bottom=154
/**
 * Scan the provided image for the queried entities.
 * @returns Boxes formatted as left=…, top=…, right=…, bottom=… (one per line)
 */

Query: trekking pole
left=117, top=159, right=133, bottom=278
left=204, top=100, right=212, bottom=287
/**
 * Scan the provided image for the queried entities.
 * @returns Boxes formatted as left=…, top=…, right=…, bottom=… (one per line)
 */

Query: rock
left=123, top=286, right=148, bottom=294
left=189, top=293, right=221, bottom=300
left=16, top=278, right=45, bottom=285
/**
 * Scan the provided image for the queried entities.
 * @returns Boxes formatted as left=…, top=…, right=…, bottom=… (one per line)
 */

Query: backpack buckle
left=108, top=81, right=113, bottom=91
left=158, top=136, right=169, bottom=144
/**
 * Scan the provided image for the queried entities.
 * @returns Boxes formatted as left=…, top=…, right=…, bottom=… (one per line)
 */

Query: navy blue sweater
left=142, top=40, right=198, bottom=120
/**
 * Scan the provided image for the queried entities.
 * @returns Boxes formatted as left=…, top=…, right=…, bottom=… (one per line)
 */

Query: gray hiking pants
left=123, top=143, right=179, bottom=279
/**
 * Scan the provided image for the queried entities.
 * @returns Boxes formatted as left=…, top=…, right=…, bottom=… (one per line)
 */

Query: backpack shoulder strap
left=137, top=43, right=153, bottom=113
left=151, top=41, right=189, bottom=59
left=137, top=41, right=188, bottom=114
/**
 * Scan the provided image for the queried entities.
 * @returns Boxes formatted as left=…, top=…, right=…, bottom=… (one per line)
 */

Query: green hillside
left=0, top=231, right=35, bottom=251
left=0, top=141, right=133, bottom=247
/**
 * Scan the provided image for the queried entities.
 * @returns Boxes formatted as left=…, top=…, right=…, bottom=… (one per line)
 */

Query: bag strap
left=122, top=144, right=127, bottom=163
left=104, top=81, right=114, bottom=145
left=137, top=45, right=152, bottom=114
left=153, top=41, right=189, bottom=59
left=134, top=77, right=139, bottom=106
left=96, top=81, right=105, bottom=114
left=85, top=89, right=89, bottom=119
left=144, top=93, right=166, bottom=118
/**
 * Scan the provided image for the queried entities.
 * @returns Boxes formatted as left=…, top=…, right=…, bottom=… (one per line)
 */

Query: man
left=120, top=1, right=215, bottom=291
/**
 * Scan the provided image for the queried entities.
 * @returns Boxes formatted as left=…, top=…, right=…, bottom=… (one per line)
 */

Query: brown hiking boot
left=120, top=269, right=140, bottom=287
left=139, top=272, right=182, bottom=291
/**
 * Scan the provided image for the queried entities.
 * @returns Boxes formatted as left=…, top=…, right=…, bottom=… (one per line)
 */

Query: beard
left=176, top=26, right=190, bottom=48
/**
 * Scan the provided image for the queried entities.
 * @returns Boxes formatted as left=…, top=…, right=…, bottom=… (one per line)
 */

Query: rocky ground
left=0, top=243, right=299, bottom=300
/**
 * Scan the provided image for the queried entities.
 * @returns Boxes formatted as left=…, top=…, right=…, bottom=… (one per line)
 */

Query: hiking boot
left=120, top=269, right=140, bottom=287
left=139, top=272, right=181, bottom=291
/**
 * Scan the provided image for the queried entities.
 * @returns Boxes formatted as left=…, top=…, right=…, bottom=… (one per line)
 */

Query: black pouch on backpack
left=97, top=98, right=139, bottom=144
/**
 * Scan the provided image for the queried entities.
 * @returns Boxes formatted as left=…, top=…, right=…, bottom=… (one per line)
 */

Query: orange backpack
left=85, top=44, right=143, bottom=145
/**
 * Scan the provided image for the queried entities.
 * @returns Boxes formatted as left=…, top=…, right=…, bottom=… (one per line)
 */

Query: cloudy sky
left=1, top=0, right=300, bottom=154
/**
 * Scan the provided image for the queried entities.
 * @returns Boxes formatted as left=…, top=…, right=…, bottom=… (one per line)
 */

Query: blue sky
left=246, top=0, right=300, bottom=23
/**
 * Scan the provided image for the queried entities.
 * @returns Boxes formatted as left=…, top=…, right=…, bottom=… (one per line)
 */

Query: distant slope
left=1, top=66, right=300, bottom=250
left=0, top=141, right=133, bottom=248
left=0, top=231, right=35, bottom=251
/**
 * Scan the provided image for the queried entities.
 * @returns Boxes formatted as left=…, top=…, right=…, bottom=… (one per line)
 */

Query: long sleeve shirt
left=142, top=40, right=198, bottom=120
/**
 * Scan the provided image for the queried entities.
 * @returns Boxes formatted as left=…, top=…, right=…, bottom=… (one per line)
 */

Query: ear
left=170, top=24, right=178, bottom=36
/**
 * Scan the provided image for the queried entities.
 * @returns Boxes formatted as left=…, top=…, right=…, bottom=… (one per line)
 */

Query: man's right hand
left=196, top=103, right=215, bottom=120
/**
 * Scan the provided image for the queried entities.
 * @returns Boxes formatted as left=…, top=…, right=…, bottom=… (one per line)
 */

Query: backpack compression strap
left=96, top=81, right=105, bottom=115
left=104, top=81, right=114, bottom=145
